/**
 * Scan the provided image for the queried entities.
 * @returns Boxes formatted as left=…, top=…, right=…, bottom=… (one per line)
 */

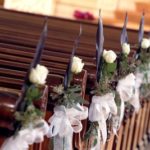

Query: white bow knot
left=117, top=73, right=136, bottom=102
left=47, top=104, right=88, bottom=138
left=89, top=93, right=117, bottom=147
left=1, top=119, right=49, bottom=150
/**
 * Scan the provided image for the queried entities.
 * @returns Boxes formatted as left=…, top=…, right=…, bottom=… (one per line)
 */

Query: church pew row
left=0, top=38, right=149, bottom=150
left=0, top=29, right=89, bottom=149
left=0, top=9, right=149, bottom=150
left=0, top=8, right=142, bottom=55
left=1, top=66, right=148, bottom=149
left=0, top=70, right=88, bottom=150
left=0, top=39, right=149, bottom=150
left=0, top=45, right=149, bottom=147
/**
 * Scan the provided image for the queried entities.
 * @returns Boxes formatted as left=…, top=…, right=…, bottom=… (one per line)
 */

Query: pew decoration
left=47, top=26, right=88, bottom=150
left=114, top=13, right=136, bottom=131
left=1, top=19, right=49, bottom=150
left=114, top=12, right=150, bottom=135
left=84, top=12, right=150, bottom=150
left=84, top=12, right=117, bottom=150
left=135, top=13, right=150, bottom=99
left=0, top=8, right=150, bottom=150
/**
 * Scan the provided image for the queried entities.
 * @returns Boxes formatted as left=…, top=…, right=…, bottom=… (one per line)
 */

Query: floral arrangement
left=134, top=13, right=150, bottom=99
left=84, top=12, right=150, bottom=150
left=113, top=12, right=150, bottom=137
left=1, top=20, right=49, bottom=150
left=47, top=26, right=88, bottom=150
left=15, top=64, right=49, bottom=127
left=0, top=11, right=149, bottom=150
left=84, top=12, right=117, bottom=149
left=50, top=56, right=85, bottom=109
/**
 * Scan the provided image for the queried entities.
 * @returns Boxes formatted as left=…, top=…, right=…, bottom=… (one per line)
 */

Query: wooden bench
left=0, top=8, right=150, bottom=150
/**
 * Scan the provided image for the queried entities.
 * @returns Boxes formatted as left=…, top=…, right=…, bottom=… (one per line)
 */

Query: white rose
left=103, top=49, right=107, bottom=57
left=71, top=56, right=84, bottom=74
left=141, top=38, right=150, bottom=49
left=103, top=50, right=117, bottom=63
left=29, top=64, right=49, bottom=85
left=122, top=43, right=130, bottom=55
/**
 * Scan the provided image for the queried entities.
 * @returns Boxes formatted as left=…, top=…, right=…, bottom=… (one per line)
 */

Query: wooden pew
left=143, top=100, right=150, bottom=145
left=0, top=8, right=140, bottom=55
left=137, top=100, right=147, bottom=149
left=0, top=8, right=150, bottom=150
left=0, top=33, right=89, bottom=150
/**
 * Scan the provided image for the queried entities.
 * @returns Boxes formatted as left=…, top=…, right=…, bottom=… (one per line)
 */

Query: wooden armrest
left=0, top=88, right=20, bottom=121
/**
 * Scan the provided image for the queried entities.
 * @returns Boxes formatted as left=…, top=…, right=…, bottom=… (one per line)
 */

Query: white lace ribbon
left=88, top=93, right=117, bottom=150
left=116, top=73, right=136, bottom=126
left=117, top=73, right=136, bottom=102
left=1, top=119, right=49, bottom=150
left=128, top=73, right=143, bottom=112
left=47, top=104, right=88, bottom=150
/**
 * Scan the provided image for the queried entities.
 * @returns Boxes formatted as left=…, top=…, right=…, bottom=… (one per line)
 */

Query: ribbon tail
left=1, top=136, right=29, bottom=150
left=112, top=115, right=120, bottom=136
left=119, top=99, right=125, bottom=126
left=53, top=130, right=73, bottom=150
left=98, top=114, right=107, bottom=145
left=129, top=88, right=141, bottom=113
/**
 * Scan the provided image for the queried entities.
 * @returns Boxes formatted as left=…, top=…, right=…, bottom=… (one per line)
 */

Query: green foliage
left=118, top=54, right=134, bottom=78
left=95, top=61, right=116, bottom=95
left=136, top=48, right=150, bottom=98
left=15, top=104, right=43, bottom=127
left=15, top=84, right=43, bottom=128
left=25, top=85, right=42, bottom=104
left=51, top=84, right=88, bottom=109
left=103, top=63, right=116, bottom=78
left=138, top=51, right=150, bottom=72
left=84, top=122, right=99, bottom=147
left=115, top=92, right=121, bottom=107
left=140, top=83, right=150, bottom=98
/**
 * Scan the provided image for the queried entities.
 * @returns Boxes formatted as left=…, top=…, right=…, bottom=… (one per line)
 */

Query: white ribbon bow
left=88, top=93, right=117, bottom=150
left=116, top=73, right=136, bottom=125
left=128, top=72, right=143, bottom=113
left=117, top=73, right=136, bottom=102
left=47, top=104, right=88, bottom=138
left=1, top=119, right=49, bottom=150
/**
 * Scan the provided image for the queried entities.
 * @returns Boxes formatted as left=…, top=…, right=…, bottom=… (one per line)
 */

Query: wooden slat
left=121, top=118, right=130, bottom=150
left=126, top=112, right=136, bottom=150
left=115, top=125, right=124, bottom=150
left=131, top=109, right=142, bottom=150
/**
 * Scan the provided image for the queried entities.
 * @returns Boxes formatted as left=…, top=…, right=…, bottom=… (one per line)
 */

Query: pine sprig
left=25, top=85, right=42, bottom=104
left=50, top=84, right=88, bottom=109
left=15, top=104, right=43, bottom=128
left=15, top=85, right=43, bottom=128
left=84, top=122, right=99, bottom=147
left=118, top=54, right=135, bottom=78
left=95, top=60, right=117, bottom=95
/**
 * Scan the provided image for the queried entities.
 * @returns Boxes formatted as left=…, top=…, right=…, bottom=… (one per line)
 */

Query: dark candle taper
left=64, top=25, right=82, bottom=90
left=18, top=18, right=48, bottom=110
left=138, top=12, right=145, bottom=45
left=96, top=10, right=104, bottom=83
left=120, top=12, right=128, bottom=46
left=117, top=13, right=128, bottom=75
left=136, top=12, right=145, bottom=59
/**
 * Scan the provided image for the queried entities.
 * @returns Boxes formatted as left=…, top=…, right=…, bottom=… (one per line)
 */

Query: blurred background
left=0, top=0, right=150, bottom=31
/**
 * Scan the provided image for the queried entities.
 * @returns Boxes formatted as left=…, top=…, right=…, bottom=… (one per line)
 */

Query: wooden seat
left=0, top=7, right=149, bottom=150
